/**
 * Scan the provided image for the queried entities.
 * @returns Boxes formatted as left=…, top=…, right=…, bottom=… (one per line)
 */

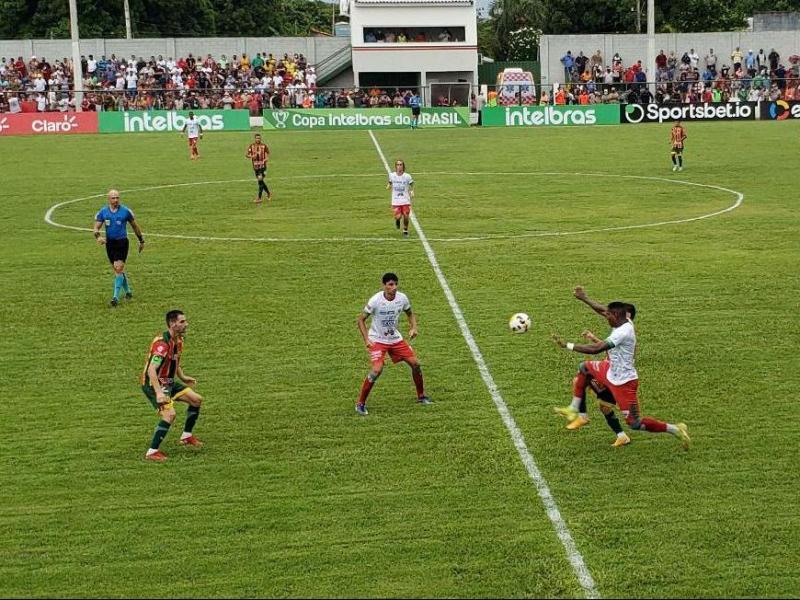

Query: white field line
left=44, top=174, right=743, bottom=245
left=368, top=130, right=601, bottom=599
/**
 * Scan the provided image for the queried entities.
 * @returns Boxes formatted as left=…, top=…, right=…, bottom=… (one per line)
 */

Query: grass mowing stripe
left=368, top=129, right=601, bottom=599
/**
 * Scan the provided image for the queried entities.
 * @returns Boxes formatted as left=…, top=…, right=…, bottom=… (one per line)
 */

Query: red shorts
left=369, top=340, right=416, bottom=369
left=584, top=359, right=639, bottom=412
left=392, top=204, right=411, bottom=218
left=188, top=137, right=198, bottom=147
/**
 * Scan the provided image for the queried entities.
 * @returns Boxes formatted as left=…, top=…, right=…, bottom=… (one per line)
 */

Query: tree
left=0, top=0, right=334, bottom=39
left=661, top=0, right=746, bottom=32
left=489, top=0, right=546, bottom=59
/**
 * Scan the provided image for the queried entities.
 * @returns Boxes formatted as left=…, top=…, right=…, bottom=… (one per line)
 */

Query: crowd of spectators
left=363, top=28, right=462, bottom=43
left=0, top=51, right=433, bottom=114
left=5, top=45, right=800, bottom=113
left=550, top=47, right=800, bottom=105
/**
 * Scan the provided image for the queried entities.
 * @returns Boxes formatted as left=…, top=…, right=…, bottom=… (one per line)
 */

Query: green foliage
left=506, top=27, right=541, bottom=61
left=543, top=0, right=638, bottom=34
left=0, top=0, right=334, bottom=39
left=130, top=0, right=217, bottom=37
left=476, top=0, right=800, bottom=55
left=488, top=0, right=546, bottom=59
left=663, top=0, right=747, bottom=32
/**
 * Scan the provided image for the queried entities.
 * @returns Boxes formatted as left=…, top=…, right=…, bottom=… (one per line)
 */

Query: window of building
left=362, top=27, right=466, bottom=43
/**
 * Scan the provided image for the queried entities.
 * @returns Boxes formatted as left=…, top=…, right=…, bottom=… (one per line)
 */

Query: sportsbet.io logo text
left=123, top=112, right=225, bottom=132
left=623, top=103, right=754, bottom=123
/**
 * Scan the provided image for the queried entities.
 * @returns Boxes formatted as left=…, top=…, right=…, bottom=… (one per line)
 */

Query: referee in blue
left=93, top=189, right=145, bottom=307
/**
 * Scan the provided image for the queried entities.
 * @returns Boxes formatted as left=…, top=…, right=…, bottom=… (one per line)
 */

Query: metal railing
left=0, top=86, right=424, bottom=113
left=483, top=77, right=800, bottom=106
left=4, top=77, right=798, bottom=113
left=312, top=45, right=352, bottom=85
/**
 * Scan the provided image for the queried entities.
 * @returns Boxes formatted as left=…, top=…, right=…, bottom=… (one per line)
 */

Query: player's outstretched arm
left=552, top=333, right=610, bottom=355
left=573, top=286, right=607, bottom=316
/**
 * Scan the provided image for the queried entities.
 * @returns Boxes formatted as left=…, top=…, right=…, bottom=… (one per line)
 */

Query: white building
left=343, top=0, right=478, bottom=98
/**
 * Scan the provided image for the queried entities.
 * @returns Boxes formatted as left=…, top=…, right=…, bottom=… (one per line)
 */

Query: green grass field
left=1, top=121, right=799, bottom=598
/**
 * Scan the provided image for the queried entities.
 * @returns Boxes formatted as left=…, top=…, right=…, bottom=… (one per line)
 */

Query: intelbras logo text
left=505, top=106, right=599, bottom=126
left=123, top=112, right=225, bottom=132
left=623, top=103, right=755, bottom=123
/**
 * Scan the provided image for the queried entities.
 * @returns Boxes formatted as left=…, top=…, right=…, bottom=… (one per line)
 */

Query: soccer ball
left=509, top=312, right=531, bottom=334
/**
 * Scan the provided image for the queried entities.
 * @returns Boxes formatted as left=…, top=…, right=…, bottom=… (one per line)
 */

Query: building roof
left=354, top=0, right=473, bottom=5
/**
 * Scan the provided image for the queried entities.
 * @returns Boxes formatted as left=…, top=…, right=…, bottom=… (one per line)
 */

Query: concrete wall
left=322, top=69, right=355, bottom=90
left=540, top=31, right=800, bottom=85
left=0, top=37, right=350, bottom=66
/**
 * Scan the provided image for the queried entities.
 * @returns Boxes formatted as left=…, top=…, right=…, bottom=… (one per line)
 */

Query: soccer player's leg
left=617, top=385, right=690, bottom=449
left=671, top=147, right=678, bottom=171
left=589, top=378, right=628, bottom=444
left=357, top=344, right=385, bottom=415
left=142, top=384, right=176, bottom=461
left=254, top=169, right=265, bottom=203
left=393, top=342, right=430, bottom=404
left=555, top=360, right=603, bottom=427
left=106, top=239, right=129, bottom=306
left=121, top=266, right=133, bottom=300
left=173, top=384, right=204, bottom=447
left=402, top=205, right=410, bottom=237
left=677, top=147, right=684, bottom=171
left=393, top=206, right=403, bottom=231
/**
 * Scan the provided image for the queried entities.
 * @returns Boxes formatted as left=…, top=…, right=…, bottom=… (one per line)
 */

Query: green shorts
left=141, top=381, right=190, bottom=411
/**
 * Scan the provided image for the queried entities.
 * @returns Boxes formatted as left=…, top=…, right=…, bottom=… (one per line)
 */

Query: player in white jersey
left=355, top=272, right=431, bottom=415
left=551, top=286, right=690, bottom=449
left=387, top=159, right=414, bottom=237
left=181, top=111, right=203, bottom=161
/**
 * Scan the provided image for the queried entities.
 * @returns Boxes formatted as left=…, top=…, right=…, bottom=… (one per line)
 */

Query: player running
left=670, top=120, right=687, bottom=172
left=93, top=189, right=144, bottom=307
left=387, top=159, right=414, bottom=238
left=141, top=309, right=204, bottom=462
left=356, top=272, right=431, bottom=415
left=246, top=133, right=272, bottom=204
left=181, top=111, right=203, bottom=160
left=552, top=286, right=690, bottom=449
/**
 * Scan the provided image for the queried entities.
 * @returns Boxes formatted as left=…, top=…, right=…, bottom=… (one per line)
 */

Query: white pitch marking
left=369, top=130, right=601, bottom=599
left=44, top=173, right=742, bottom=245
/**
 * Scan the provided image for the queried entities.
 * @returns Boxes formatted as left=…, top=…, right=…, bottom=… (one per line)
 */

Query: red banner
left=0, top=112, right=99, bottom=136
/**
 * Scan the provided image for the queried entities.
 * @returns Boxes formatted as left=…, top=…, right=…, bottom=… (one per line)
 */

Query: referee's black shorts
left=106, top=237, right=129, bottom=263
left=411, top=106, right=421, bottom=116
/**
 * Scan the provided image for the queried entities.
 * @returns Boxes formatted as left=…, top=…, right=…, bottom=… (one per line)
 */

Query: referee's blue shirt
left=95, top=205, right=135, bottom=240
